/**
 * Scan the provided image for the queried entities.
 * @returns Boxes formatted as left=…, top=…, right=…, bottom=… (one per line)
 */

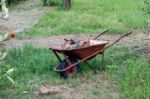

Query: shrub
left=0, top=0, right=27, bottom=6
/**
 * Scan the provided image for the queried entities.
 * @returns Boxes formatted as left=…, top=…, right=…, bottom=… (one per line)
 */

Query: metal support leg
left=52, top=50, right=62, bottom=63
left=101, top=52, right=106, bottom=70
left=61, top=51, right=72, bottom=65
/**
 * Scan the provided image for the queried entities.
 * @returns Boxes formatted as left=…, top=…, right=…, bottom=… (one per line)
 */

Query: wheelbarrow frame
left=50, top=31, right=132, bottom=73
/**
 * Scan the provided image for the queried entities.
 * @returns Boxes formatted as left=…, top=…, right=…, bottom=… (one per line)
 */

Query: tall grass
left=25, top=0, right=147, bottom=37
left=0, top=45, right=149, bottom=98
left=105, top=46, right=150, bottom=99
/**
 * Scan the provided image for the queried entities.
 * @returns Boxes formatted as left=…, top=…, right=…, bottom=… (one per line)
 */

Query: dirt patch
left=5, top=30, right=150, bottom=48
left=0, top=25, right=10, bottom=33
left=4, top=34, right=119, bottom=49
left=31, top=72, right=118, bottom=99
left=36, top=85, right=74, bottom=97
left=0, top=0, right=52, bottom=33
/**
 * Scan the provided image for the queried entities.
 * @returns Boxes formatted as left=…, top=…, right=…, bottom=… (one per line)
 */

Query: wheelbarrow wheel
left=59, top=57, right=80, bottom=78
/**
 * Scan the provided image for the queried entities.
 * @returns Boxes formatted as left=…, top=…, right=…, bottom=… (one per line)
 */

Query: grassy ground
left=106, top=46, right=150, bottom=99
left=0, top=45, right=149, bottom=99
left=25, top=0, right=147, bottom=37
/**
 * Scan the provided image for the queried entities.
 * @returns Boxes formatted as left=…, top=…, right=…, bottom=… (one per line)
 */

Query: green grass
left=0, top=45, right=149, bottom=99
left=105, top=46, right=150, bottom=99
left=24, top=0, right=147, bottom=37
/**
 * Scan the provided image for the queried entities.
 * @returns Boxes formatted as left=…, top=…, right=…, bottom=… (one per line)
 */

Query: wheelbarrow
left=50, top=30, right=132, bottom=78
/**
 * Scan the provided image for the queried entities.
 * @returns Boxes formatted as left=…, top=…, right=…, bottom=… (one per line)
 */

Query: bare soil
left=34, top=72, right=119, bottom=99
left=5, top=30, right=150, bottom=48
left=0, top=0, right=52, bottom=33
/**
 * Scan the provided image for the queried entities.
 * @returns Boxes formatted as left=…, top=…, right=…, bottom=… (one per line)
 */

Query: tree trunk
left=63, top=0, right=71, bottom=9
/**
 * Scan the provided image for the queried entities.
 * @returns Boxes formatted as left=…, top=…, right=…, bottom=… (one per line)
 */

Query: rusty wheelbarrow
left=50, top=30, right=132, bottom=78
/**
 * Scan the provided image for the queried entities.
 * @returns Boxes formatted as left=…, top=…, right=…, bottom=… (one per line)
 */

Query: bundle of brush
left=63, top=30, right=110, bottom=50
left=63, top=38, right=109, bottom=50
left=63, top=38, right=87, bottom=49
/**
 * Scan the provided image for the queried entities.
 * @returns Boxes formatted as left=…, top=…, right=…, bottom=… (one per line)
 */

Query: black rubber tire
left=59, top=57, right=80, bottom=79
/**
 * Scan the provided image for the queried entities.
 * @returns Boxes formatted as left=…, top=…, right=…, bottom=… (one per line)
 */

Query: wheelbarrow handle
left=93, top=29, right=109, bottom=40
left=104, top=31, right=132, bottom=50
